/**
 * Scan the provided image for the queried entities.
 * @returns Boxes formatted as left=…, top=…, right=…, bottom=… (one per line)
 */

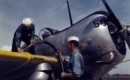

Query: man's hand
left=61, top=72, right=67, bottom=78
left=30, top=39, right=37, bottom=46
left=55, top=51, right=65, bottom=62
left=17, top=48, right=24, bottom=53
left=55, top=51, right=62, bottom=56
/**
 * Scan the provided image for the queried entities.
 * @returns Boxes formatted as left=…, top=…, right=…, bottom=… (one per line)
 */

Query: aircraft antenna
left=66, top=0, right=73, bottom=26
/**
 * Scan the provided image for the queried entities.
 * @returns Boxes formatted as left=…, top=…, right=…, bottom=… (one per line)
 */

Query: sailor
left=11, top=17, right=35, bottom=54
left=61, top=36, right=84, bottom=80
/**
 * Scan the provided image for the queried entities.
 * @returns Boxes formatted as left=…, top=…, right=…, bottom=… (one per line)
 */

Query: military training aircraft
left=0, top=0, right=130, bottom=80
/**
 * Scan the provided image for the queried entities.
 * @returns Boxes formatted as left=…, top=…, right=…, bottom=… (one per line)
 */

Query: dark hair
left=69, top=40, right=79, bottom=47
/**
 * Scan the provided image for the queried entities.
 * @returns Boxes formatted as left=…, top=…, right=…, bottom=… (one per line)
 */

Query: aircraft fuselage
left=35, top=11, right=126, bottom=80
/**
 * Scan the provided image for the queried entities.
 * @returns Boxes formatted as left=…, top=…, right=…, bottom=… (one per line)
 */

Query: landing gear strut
left=29, top=63, right=55, bottom=80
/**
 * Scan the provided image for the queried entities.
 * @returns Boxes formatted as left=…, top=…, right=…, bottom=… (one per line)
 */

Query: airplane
left=0, top=0, right=130, bottom=80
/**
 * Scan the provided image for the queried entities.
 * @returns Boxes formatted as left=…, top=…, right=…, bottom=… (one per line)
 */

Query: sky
left=0, top=0, right=130, bottom=74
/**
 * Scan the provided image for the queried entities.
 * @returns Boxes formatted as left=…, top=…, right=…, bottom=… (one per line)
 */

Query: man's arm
left=15, top=32, right=21, bottom=48
left=61, top=72, right=80, bottom=79
left=73, top=54, right=83, bottom=75
left=14, top=25, right=23, bottom=52
left=30, top=24, right=35, bottom=40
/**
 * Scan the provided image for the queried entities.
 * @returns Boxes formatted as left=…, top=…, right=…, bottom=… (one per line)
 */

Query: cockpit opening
left=39, top=27, right=60, bottom=39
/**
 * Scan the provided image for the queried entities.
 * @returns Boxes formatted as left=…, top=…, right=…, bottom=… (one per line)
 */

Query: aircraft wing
left=0, top=50, right=58, bottom=80
left=0, top=50, right=58, bottom=64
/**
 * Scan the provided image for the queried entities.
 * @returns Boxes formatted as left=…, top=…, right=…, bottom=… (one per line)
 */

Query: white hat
left=68, top=36, right=79, bottom=42
left=22, top=17, right=33, bottom=26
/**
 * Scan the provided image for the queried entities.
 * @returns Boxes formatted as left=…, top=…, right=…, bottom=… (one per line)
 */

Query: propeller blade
left=102, top=0, right=123, bottom=31
left=102, top=0, right=130, bottom=48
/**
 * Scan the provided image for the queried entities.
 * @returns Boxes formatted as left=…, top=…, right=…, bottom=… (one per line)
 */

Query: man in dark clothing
left=12, top=18, right=35, bottom=54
